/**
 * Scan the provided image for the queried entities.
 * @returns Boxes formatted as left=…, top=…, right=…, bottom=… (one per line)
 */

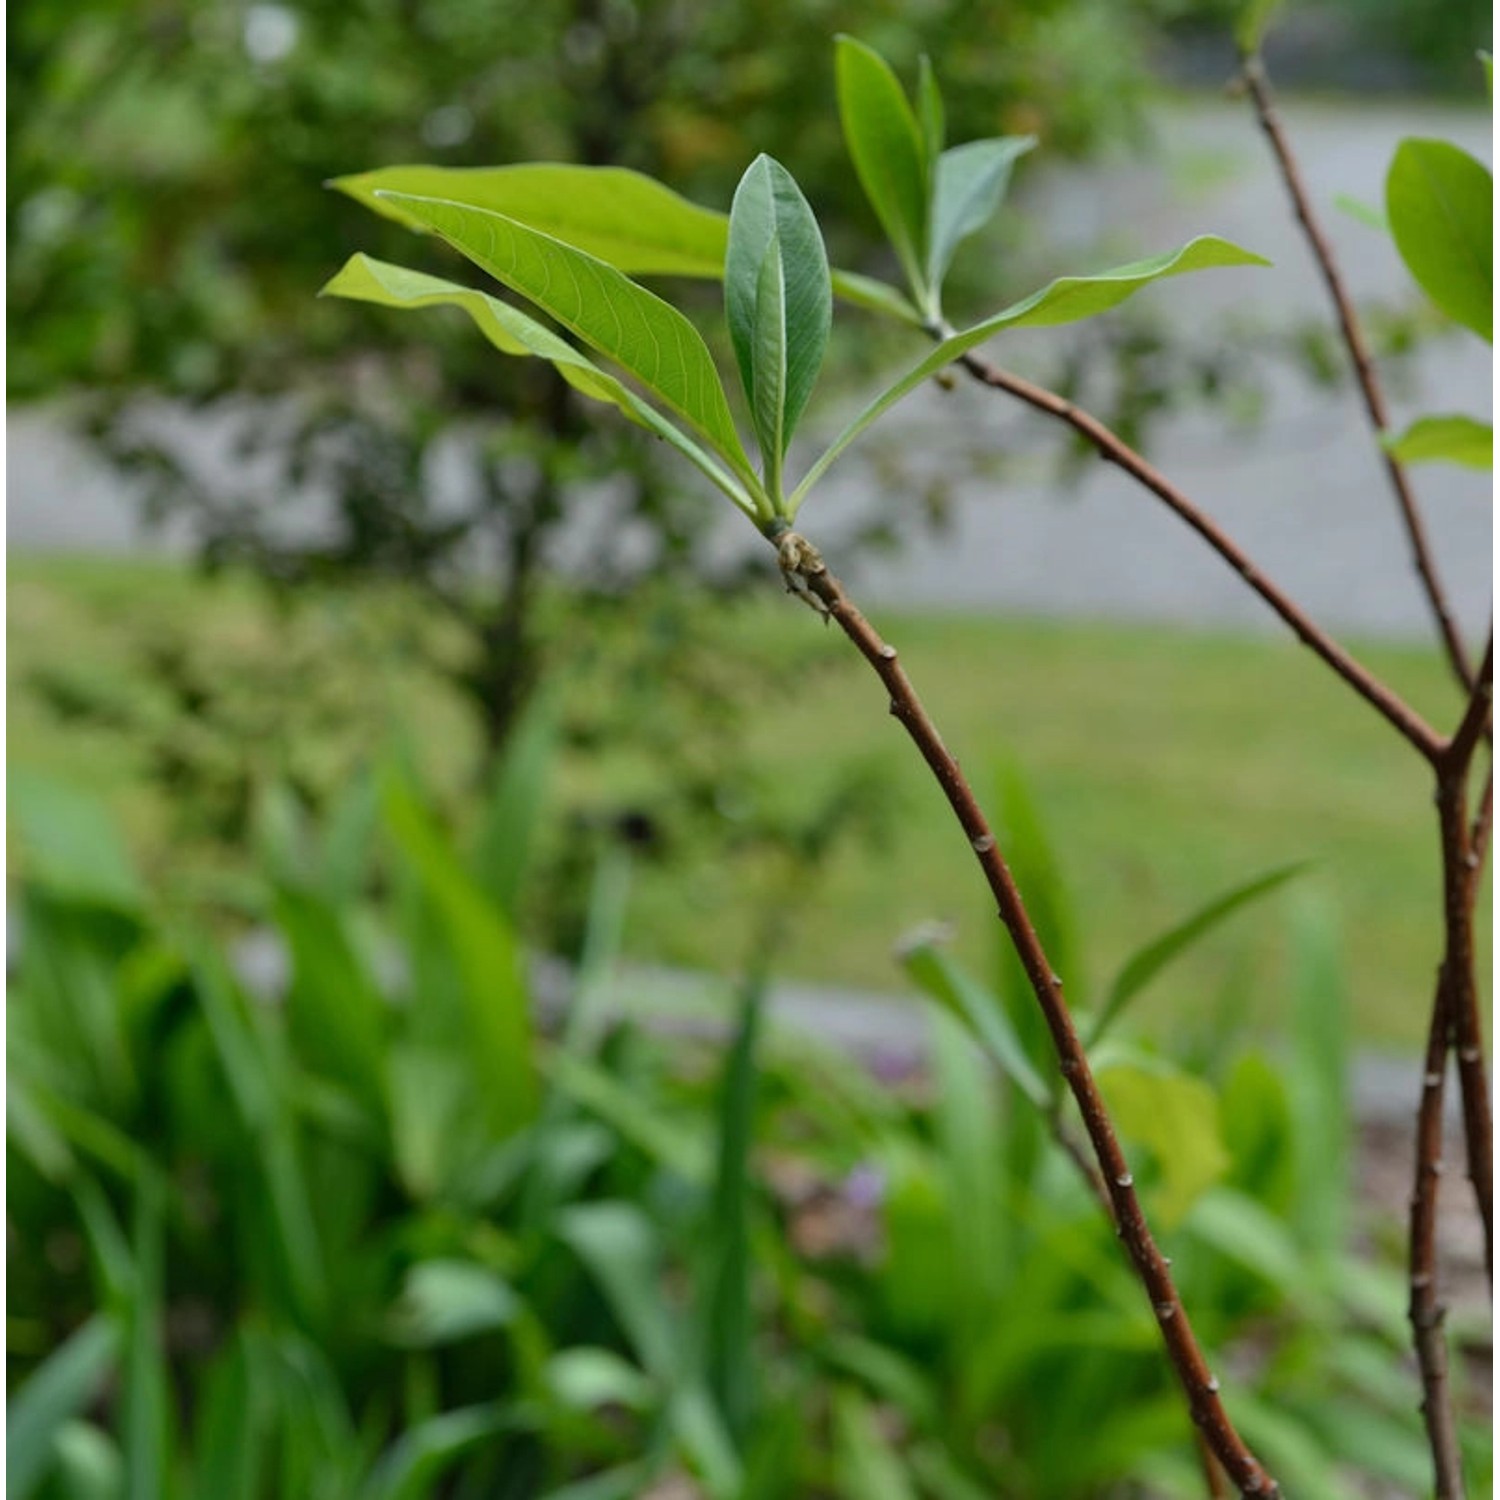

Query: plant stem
left=1239, top=54, right=1474, bottom=692
left=1435, top=635, right=1494, bottom=1280
left=774, top=529, right=1280, bottom=1498
left=946, top=345, right=1443, bottom=761
left=1409, top=972, right=1466, bottom=1499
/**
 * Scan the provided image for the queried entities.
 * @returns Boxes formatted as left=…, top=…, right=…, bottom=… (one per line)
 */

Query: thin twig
left=1436, top=636, right=1494, bottom=1280
left=1240, top=54, right=1474, bottom=691
left=773, top=528, right=1280, bottom=1498
left=947, top=346, right=1444, bottom=762
left=1409, top=972, right=1466, bottom=1498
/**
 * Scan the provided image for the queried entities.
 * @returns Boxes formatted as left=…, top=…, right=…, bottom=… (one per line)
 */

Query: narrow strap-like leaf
left=835, top=35, right=929, bottom=302
left=790, top=234, right=1269, bottom=512
left=371, top=192, right=757, bottom=483
left=321, top=254, right=758, bottom=517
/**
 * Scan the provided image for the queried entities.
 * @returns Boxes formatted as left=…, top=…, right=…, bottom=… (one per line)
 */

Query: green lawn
left=9, top=552, right=1486, bottom=1048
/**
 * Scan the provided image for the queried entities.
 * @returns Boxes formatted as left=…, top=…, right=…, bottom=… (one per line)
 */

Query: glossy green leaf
left=334, top=163, right=728, bottom=276
left=1386, top=138, right=1492, bottom=340
left=900, top=938, right=1048, bottom=1108
left=726, top=156, right=831, bottom=495
left=1384, top=413, right=1492, bottom=469
left=337, top=162, right=918, bottom=323
left=791, top=235, right=1268, bottom=511
left=1088, top=861, right=1305, bottom=1046
left=369, top=193, right=756, bottom=481
left=321, top=254, right=757, bottom=516
left=835, top=35, right=929, bottom=299
left=8, top=1316, right=120, bottom=1499
left=927, top=137, right=1036, bottom=308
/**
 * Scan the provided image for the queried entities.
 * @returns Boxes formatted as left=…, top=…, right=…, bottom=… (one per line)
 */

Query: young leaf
left=835, top=35, right=929, bottom=301
left=726, top=156, right=831, bottom=499
left=321, top=254, right=758, bottom=517
left=1385, top=138, right=1492, bottom=341
left=927, top=137, right=1037, bottom=310
left=333, top=163, right=729, bottom=277
left=917, top=56, right=945, bottom=168
left=369, top=193, right=758, bottom=482
left=1332, top=193, right=1388, bottom=234
left=1384, top=413, right=1492, bottom=470
left=790, top=234, right=1268, bottom=510
left=335, top=162, right=919, bottom=324
left=1087, top=861, right=1306, bottom=1047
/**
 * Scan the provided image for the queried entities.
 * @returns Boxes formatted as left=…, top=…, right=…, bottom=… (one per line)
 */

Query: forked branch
left=1240, top=54, right=1474, bottom=691
left=773, top=527, right=1280, bottom=1498
left=947, top=346, right=1444, bottom=761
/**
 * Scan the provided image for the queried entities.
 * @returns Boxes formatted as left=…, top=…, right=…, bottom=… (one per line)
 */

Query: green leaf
left=8, top=1317, right=119, bottom=1500
left=832, top=1387, right=920, bottom=1500
left=472, top=691, right=557, bottom=919
left=1386, top=138, right=1492, bottom=341
left=122, top=1181, right=170, bottom=1500
left=927, top=137, right=1036, bottom=308
left=917, top=56, right=945, bottom=168
left=335, top=160, right=918, bottom=324
left=382, top=775, right=539, bottom=1140
left=791, top=235, right=1268, bottom=510
left=700, top=974, right=764, bottom=1442
left=899, top=938, right=1048, bottom=1109
left=334, top=163, right=729, bottom=277
left=1088, top=862, right=1305, bottom=1045
left=726, top=156, right=831, bottom=498
left=835, top=35, right=929, bottom=301
left=543, top=1348, right=656, bottom=1413
left=320, top=254, right=756, bottom=516
left=368, top=193, right=756, bottom=482
left=1095, top=1058, right=1230, bottom=1227
left=1235, top=0, right=1285, bottom=53
left=1384, top=414, right=1492, bottom=469
left=388, top=1260, right=520, bottom=1347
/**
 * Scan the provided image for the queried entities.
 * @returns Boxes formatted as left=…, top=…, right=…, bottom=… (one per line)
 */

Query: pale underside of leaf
left=927, top=136, right=1037, bottom=307
left=790, top=234, right=1270, bottom=511
left=370, top=192, right=756, bottom=484
left=319, top=253, right=756, bottom=516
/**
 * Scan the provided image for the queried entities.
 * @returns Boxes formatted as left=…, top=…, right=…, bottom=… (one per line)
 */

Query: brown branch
left=949, top=348, right=1444, bottom=762
left=1240, top=55, right=1474, bottom=691
left=773, top=529, right=1280, bottom=1498
left=1436, top=636, right=1494, bottom=1280
left=1470, top=767, right=1492, bottom=872
left=1409, top=971, right=1467, bottom=1498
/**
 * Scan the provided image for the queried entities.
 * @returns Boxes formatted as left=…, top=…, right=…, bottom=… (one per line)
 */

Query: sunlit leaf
left=321, top=254, right=757, bottom=516
left=1386, top=138, right=1492, bottom=341
left=369, top=193, right=757, bottom=482
left=835, top=35, right=929, bottom=300
left=791, top=234, right=1268, bottom=510
left=1384, top=413, right=1492, bottom=470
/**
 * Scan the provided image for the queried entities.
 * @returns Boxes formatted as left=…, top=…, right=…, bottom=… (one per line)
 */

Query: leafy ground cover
left=9, top=552, right=1484, bottom=1047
